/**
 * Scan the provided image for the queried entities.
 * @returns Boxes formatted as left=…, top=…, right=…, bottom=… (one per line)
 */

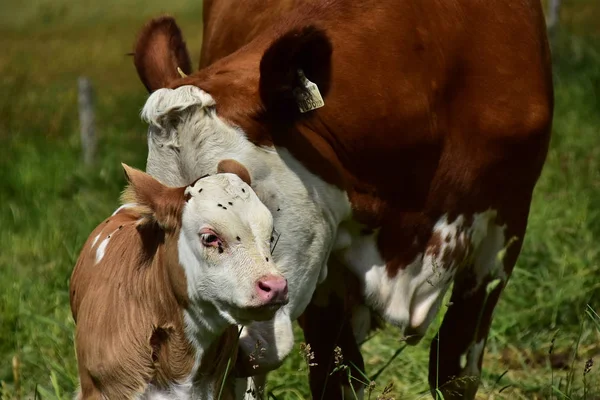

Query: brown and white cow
left=69, top=162, right=290, bottom=399
left=131, top=0, right=553, bottom=398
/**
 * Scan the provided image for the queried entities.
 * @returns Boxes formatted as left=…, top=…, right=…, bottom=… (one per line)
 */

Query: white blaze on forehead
left=141, top=85, right=216, bottom=128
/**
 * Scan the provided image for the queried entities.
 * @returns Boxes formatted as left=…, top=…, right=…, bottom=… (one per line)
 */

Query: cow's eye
left=200, top=232, right=221, bottom=248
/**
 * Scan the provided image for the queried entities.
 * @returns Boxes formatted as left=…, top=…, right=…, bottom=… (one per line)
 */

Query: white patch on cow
left=142, top=86, right=351, bottom=369
left=111, top=203, right=136, bottom=216
left=470, top=210, right=508, bottom=291
left=463, top=339, right=486, bottom=377
left=336, top=211, right=505, bottom=341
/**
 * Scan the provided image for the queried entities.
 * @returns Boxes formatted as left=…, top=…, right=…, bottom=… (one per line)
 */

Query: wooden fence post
left=78, top=76, right=96, bottom=165
left=547, top=0, right=561, bottom=32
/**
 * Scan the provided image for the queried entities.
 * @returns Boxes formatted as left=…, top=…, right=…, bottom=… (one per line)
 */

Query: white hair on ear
left=141, top=85, right=216, bottom=128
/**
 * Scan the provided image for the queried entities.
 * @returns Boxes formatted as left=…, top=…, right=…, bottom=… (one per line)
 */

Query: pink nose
left=256, top=275, right=288, bottom=304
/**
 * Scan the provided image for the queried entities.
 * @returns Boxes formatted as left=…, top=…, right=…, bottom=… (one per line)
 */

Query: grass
left=0, top=0, right=599, bottom=399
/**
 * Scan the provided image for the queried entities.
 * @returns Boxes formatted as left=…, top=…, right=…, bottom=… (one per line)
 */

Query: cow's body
left=70, top=165, right=290, bottom=399
left=132, top=0, right=553, bottom=397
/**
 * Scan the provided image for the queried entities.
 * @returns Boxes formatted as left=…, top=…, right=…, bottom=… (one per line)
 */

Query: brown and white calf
left=131, top=0, right=554, bottom=398
left=69, top=162, right=289, bottom=399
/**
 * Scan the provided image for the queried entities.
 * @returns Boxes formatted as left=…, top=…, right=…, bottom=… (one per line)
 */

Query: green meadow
left=1, top=1, right=598, bottom=398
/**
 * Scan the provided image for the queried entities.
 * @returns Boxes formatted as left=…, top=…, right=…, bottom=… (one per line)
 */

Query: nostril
left=257, top=280, right=272, bottom=293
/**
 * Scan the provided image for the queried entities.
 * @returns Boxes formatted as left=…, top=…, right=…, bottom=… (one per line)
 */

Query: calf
left=69, top=161, right=289, bottom=399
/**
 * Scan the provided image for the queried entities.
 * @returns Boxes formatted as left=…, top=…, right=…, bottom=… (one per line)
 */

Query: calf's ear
left=121, top=164, right=185, bottom=230
left=133, top=16, right=192, bottom=93
left=259, top=25, right=333, bottom=119
left=217, top=159, right=252, bottom=186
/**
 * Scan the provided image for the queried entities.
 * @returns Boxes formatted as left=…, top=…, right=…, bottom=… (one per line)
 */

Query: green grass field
left=1, top=1, right=599, bottom=399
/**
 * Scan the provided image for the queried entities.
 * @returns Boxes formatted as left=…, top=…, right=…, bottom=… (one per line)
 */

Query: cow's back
left=200, top=0, right=552, bottom=235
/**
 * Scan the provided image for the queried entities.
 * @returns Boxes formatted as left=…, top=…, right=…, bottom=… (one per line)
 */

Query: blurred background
left=0, top=0, right=598, bottom=399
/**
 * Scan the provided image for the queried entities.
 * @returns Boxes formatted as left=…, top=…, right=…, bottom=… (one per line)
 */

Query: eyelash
left=270, top=228, right=280, bottom=255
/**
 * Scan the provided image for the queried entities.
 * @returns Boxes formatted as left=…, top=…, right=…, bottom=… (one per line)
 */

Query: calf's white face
left=178, top=173, right=288, bottom=324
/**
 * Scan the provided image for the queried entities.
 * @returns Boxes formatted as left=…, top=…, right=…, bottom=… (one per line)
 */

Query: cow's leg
left=300, top=262, right=367, bottom=400
left=300, top=298, right=366, bottom=400
left=234, top=309, right=294, bottom=400
left=235, top=374, right=266, bottom=400
left=428, top=217, right=526, bottom=399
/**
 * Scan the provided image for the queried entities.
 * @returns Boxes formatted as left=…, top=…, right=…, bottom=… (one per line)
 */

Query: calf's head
left=122, top=160, right=288, bottom=323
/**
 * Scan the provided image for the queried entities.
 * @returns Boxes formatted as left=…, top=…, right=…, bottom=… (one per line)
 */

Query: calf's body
left=70, top=164, right=288, bottom=399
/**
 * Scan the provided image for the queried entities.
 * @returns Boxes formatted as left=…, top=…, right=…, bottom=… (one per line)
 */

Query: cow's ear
left=259, top=25, right=332, bottom=118
left=120, top=164, right=185, bottom=230
left=133, top=16, right=192, bottom=93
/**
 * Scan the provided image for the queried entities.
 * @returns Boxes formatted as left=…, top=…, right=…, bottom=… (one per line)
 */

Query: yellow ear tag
left=293, top=69, right=325, bottom=113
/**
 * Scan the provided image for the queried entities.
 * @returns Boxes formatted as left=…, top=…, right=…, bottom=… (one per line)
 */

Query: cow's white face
left=178, top=173, right=288, bottom=324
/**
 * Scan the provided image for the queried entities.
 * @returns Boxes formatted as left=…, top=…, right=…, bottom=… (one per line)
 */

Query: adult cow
left=132, top=0, right=553, bottom=398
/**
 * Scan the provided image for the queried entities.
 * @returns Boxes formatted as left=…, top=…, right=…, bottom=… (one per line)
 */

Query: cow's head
left=131, top=16, right=340, bottom=188
left=133, top=16, right=332, bottom=121
left=121, top=160, right=288, bottom=324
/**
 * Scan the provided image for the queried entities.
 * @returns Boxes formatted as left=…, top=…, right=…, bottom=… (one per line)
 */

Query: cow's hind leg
left=428, top=215, right=527, bottom=399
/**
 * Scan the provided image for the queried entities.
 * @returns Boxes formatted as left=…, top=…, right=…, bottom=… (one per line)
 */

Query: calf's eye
left=200, top=232, right=221, bottom=248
